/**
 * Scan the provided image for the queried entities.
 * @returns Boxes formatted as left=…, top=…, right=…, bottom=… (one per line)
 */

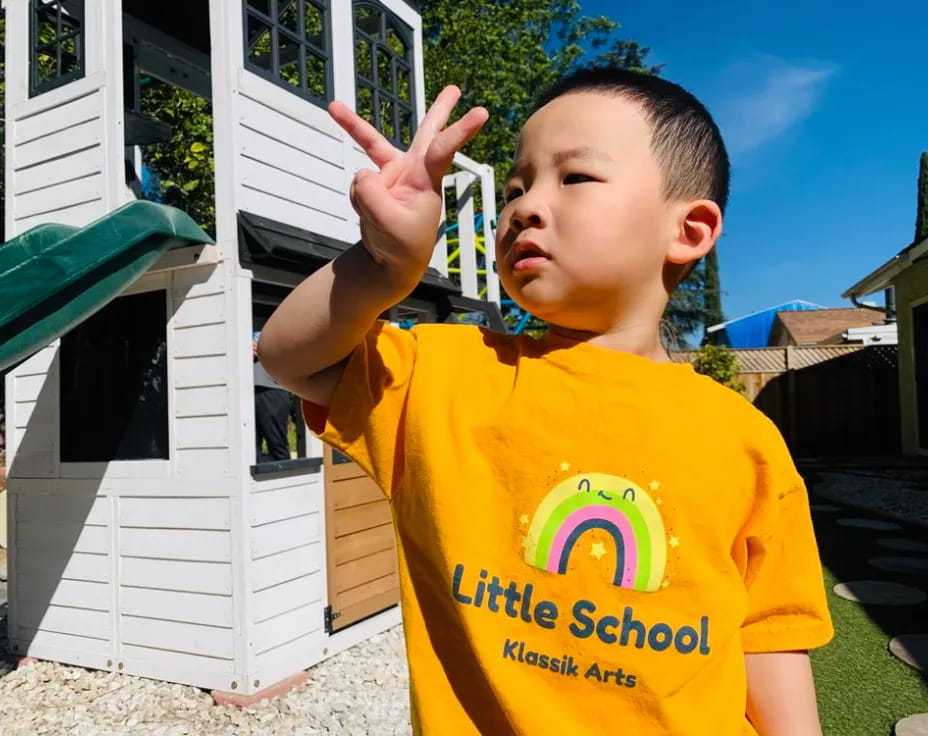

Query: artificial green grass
left=812, top=567, right=928, bottom=735
left=806, top=495, right=928, bottom=735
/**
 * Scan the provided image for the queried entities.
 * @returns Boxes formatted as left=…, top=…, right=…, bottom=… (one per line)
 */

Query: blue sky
left=581, top=0, right=927, bottom=321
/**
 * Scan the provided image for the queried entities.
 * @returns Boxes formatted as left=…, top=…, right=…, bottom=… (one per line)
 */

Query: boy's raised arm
left=257, top=87, right=488, bottom=407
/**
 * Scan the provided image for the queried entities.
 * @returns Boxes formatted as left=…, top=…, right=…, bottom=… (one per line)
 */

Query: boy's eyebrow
left=504, top=146, right=614, bottom=182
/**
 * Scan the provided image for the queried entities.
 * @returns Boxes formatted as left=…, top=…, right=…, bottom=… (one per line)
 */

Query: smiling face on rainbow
left=522, top=474, right=667, bottom=592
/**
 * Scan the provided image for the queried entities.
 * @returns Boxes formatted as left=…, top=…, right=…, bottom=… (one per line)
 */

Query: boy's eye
left=563, top=173, right=594, bottom=185
left=504, top=187, right=524, bottom=203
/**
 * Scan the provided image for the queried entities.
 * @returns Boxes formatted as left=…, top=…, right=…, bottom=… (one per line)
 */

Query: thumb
left=352, top=168, right=402, bottom=230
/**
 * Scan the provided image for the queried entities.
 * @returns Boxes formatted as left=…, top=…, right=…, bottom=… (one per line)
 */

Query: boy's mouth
left=511, top=241, right=550, bottom=270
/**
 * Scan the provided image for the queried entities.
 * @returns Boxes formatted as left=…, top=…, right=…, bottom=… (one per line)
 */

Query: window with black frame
left=30, top=0, right=85, bottom=97
left=60, top=290, right=169, bottom=462
left=251, top=284, right=314, bottom=471
left=353, top=2, right=415, bottom=148
left=243, top=0, right=331, bottom=105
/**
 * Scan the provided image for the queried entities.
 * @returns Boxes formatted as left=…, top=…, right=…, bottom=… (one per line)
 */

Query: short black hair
left=534, top=66, right=730, bottom=214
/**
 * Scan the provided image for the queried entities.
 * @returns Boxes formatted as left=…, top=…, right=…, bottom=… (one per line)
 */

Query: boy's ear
left=666, top=200, right=723, bottom=265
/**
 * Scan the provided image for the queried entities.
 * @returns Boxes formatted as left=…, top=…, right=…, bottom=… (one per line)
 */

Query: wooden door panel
left=323, top=446, right=399, bottom=632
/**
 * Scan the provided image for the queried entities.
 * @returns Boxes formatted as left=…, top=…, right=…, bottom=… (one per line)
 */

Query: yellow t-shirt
left=306, top=323, right=833, bottom=736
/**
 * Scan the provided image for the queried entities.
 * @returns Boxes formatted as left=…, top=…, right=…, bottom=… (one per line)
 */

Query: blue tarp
left=710, top=300, right=825, bottom=348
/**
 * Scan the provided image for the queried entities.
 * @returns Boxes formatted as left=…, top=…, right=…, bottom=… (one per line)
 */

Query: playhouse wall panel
left=17, top=602, right=111, bottom=641
left=119, top=528, right=231, bottom=562
left=119, top=497, right=231, bottom=530
left=121, top=588, right=234, bottom=628
left=252, top=542, right=323, bottom=592
left=16, top=551, right=110, bottom=584
left=171, top=294, right=226, bottom=330
left=253, top=571, right=322, bottom=624
left=253, top=600, right=324, bottom=655
left=15, top=573, right=111, bottom=616
left=251, top=513, right=321, bottom=560
left=175, top=416, right=230, bottom=450
left=120, top=616, right=234, bottom=660
left=239, top=187, right=348, bottom=242
left=14, top=147, right=102, bottom=197
left=175, top=386, right=228, bottom=418
left=15, top=118, right=102, bottom=170
left=235, top=78, right=350, bottom=242
left=238, top=99, right=345, bottom=169
left=173, top=356, right=228, bottom=389
left=120, top=558, right=232, bottom=596
left=15, top=91, right=103, bottom=144
left=250, top=483, right=321, bottom=526
left=118, top=645, right=234, bottom=686
left=239, top=156, right=345, bottom=219
left=8, top=347, right=59, bottom=478
left=15, top=173, right=104, bottom=220
left=14, top=200, right=107, bottom=233
left=175, top=449, right=230, bottom=478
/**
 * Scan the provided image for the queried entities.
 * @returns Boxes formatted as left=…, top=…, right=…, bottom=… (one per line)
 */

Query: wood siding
left=323, top=449, right=399, bottom=632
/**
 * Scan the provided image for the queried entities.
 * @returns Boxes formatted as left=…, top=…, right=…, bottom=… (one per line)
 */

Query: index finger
left=328, top=100, right=399, bottom=168
left=407, top=85, right=463, bottom=157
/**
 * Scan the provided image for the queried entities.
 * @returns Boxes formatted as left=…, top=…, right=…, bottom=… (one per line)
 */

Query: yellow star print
left=521, top=535, right=533, bottom=550
left=519, top=514, right=529, bottom=526
left=649, top=480, right=661, bottom=491
left=660, top=579, right=670, bottom=589
left=590, top=542, right=607, bottom=560
left=668, top=536, right=680, bottom=549
left=560, top=461, right=570, bottom=472
left=656, top=499, right=663, bottom=505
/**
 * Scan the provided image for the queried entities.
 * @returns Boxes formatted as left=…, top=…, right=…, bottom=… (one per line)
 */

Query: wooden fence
left=673, top=345, right=901, bottom=458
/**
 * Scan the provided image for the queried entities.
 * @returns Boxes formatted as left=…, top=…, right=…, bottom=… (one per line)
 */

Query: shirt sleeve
left=738, top=441, right=835, bottom=653
left=302, top=322, right=416, bottom=499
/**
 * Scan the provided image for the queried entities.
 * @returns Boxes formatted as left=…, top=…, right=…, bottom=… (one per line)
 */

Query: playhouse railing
left=432, top=152, right=500, bottom=304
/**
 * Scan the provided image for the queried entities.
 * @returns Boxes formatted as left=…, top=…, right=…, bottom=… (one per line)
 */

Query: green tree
left=139, top=77, right=215, bottom=235
left=420, top=0, right=659, bottom=192
left=916, top=151, right=928, bottom=243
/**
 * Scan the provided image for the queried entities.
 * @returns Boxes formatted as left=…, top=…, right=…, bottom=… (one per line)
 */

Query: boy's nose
left=511, top=203, right=547, bottom=232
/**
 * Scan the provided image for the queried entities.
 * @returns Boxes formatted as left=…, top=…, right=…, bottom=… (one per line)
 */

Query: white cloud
left=713, top=55, right=839, bottom=159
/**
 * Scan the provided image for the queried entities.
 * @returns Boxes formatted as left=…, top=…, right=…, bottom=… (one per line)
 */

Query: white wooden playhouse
left=3, top=0, right=500, bottom=695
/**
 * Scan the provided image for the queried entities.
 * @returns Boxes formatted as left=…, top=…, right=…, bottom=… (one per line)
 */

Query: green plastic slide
left=0, top=200, right=213, bottom=372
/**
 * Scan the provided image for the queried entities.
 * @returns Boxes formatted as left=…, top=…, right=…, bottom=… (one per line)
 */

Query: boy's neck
left=546, top=319, right=671, bottom=363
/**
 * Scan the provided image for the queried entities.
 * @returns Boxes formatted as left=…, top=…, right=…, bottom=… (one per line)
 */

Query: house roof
left=774, top=307, right=885, bottom=344
left=843, top=237, right=928, bottom=298
left=705, top=300, right=826, bottom=349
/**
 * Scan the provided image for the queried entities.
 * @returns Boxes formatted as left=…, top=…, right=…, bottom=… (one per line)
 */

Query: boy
left=259, top=68, right=834, bottom=735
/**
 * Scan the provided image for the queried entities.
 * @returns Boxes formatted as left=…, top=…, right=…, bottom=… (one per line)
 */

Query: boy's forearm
left=258, top=242, right=419, bottom=396
left=745, top=651, right=822, bottom=736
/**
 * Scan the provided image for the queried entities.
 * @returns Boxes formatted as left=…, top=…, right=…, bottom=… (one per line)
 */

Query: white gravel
left=813, top=471, right=928, bottom=527
left=0, top=626, right=411, bottom=736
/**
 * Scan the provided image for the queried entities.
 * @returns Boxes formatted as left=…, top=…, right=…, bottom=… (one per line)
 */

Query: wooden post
left=456, top=172, right=478, bottom=298
left=786, top=346, right=798, bottom=451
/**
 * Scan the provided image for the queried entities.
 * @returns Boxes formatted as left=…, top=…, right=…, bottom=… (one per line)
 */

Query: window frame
left=353, top=0, right=417, bottom=148
left=242, top=0, right=334, bottom=108
left=30, top=0, right=86, bottom=98
left=251, top=279, right=321, bottom=476
left=58, top=284, right=172, bottom=475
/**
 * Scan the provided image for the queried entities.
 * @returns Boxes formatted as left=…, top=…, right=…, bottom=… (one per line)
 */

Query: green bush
left=692, top=344, right=745, bottom=394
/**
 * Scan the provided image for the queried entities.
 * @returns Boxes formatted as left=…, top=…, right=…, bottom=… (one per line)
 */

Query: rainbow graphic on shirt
left=522, top=473, right=667, bottom=592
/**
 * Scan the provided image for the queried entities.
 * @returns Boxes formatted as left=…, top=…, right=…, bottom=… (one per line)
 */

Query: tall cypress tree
left=702, top=246, right=724, bottom=339
left=916, top=152, right=928, bottom=243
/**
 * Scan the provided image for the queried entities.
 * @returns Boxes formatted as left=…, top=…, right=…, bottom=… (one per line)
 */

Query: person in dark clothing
left=254, top=336, right=291, bottom=462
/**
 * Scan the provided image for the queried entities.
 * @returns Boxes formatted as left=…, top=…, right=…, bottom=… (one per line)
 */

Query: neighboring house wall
left=895, top=258, right=928, bottom=454
left=768, top=319, right=792, bottom=347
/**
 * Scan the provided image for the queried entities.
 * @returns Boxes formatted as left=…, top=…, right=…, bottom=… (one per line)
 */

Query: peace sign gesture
left=329, top=85, right=488, bottom=283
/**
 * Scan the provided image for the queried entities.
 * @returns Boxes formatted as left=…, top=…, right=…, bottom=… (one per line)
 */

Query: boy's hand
left=328, top=85, right=488, bottom=286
